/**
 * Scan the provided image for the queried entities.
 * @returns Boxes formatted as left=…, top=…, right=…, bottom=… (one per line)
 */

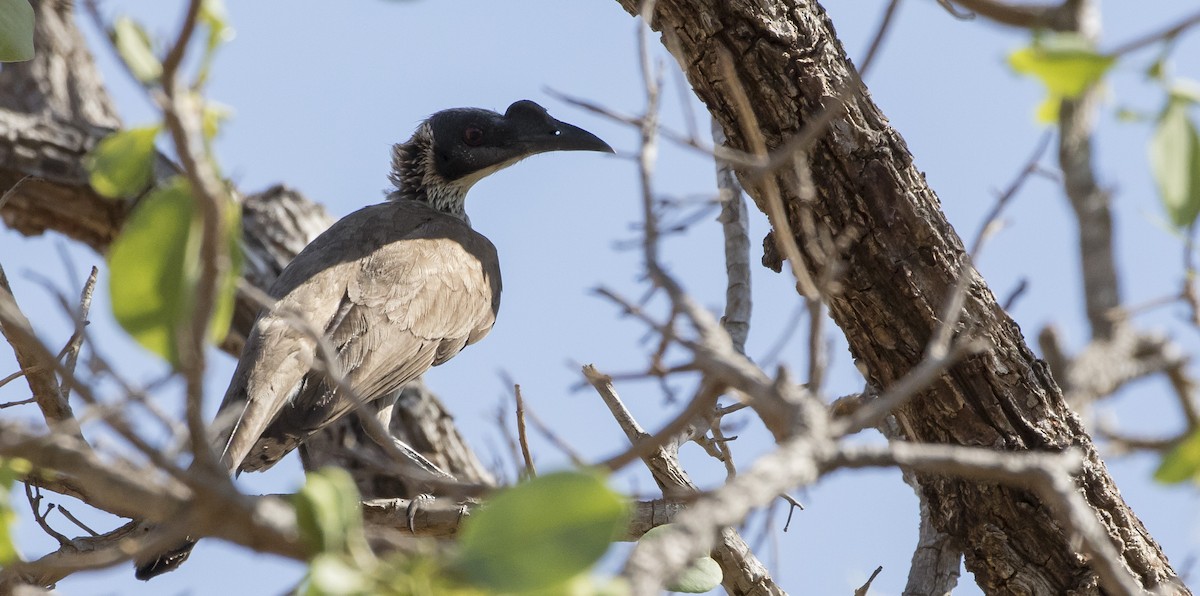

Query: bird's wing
left=221, top=201, right=501, bottom=473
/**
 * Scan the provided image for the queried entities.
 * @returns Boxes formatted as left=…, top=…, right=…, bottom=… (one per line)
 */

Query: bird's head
left=390, top=100, right=613, bottom=218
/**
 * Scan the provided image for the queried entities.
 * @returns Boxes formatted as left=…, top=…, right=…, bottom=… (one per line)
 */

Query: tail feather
left=134, top=538, right=197, bottom=580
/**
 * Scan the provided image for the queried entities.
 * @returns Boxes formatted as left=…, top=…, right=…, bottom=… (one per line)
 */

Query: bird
left=134, top=99, right=613, bottom=579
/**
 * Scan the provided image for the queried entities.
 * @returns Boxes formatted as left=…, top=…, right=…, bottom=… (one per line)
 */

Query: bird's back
left=216, top=199, right=501, bottom=473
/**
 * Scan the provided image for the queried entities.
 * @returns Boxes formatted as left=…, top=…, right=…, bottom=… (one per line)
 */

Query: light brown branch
left=0, top=264, right=78, bottom=430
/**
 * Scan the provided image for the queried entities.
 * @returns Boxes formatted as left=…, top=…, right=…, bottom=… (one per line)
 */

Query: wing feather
left=221, top=200, right=501, bottom=473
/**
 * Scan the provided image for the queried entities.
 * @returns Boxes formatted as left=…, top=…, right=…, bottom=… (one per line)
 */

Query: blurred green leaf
left=1147, top=58, right=1167, bottom=81
left=1149, top=98, right=1200, bottom=228
left=0, top=458, right=30, bottom=566
left=1156, top=429, right=1200, bottom=483
left=199, top=0, right=234, bottom=47
left=210, top=192, right=242, bottom=344
left=108, top=178, right=196, bottom=365
left=294, top=468, right=369, bottom=557
left=1172, top=79, right=1200, bottom=105
left=85, top=126, right=160, bottom=199
left=108, top=177, right=240, bottom=365
left=668, top=557, right=722, bottom=593
left=195, top=0, right=234, bottom=88
left=1035, top=96, right=1059, bottom=125
left=305, top=554, right=374, bottom=596
left=1009, top=33, right=1115, bottom=124
left=113, top=17, right=161, bottom=84
left=201, top=100, right=233, bottom=141
left=0, top=0, right=34, bottom=62
left=1009, top=33, right=1115, bottom=98
left=639, top=525, right=722, bottom=593
left=1115, top=107, right=1150, bottom=123
left=454, top=471, right=628, bottom=593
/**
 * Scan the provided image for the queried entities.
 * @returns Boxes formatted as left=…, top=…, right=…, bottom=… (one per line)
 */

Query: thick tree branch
left=615, top=0, right=1183, bottom=592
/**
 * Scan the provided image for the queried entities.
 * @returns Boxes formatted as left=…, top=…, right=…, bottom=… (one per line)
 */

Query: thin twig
left=1110, top=9, right=1200, bottom=57
left=858, top=0, right=903, bottom=78
left=0, top=175, right=35, bottom=212
left=235, top=283, right=461, bottom=487
left=854, top=565, right=884, bottom=596
left=513, top=384, right=536, bottom=478
left=0, top=264, right=77, bottom=429
left=940, top=0, right=1066, bottom=29
left=59, top=266, right=98, bottom=404
left=24, top=484, right=69, bottom=546
left=156, top=0, right=231, bottom=476
left=522, top=405, right=588, bottom=468
left=928, top=131, right=1052, bottom=358
left=0, top=396, right=35, bottom=408
left=55, top=504, right=101, bottom=537
left=833, top=338, right=986, bottom=436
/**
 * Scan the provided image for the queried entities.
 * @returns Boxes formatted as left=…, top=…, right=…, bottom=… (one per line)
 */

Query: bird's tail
left=134, top=538, right=197, bottom=580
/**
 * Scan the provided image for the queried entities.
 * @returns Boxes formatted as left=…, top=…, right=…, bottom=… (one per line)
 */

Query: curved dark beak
left=503, top=100, right=614, bottom=156
left=542, top=119, right=615, bottom=154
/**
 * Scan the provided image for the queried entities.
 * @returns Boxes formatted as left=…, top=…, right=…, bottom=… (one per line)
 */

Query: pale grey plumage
left=221, top=199, right=500, bottom=472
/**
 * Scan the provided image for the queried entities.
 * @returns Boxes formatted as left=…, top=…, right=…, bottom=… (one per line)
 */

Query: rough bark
left=616, top=0, right=1184, bottom=593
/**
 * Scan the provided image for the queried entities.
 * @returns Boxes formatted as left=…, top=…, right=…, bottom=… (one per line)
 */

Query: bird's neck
left=388, top=123, right=470, bottom=222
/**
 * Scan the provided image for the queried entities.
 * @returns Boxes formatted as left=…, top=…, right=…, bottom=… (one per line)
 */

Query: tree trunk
left=616, top=0, right=1184, bottom=593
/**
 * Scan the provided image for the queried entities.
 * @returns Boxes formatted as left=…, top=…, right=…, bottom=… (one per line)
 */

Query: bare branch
left=58, top=266, right=98, bottom=404
left=941, top=0, right=1071, bottom=30
left=0, top=264, right=78, bottom=431
left=513, top=384, right=536, bottom=478
left=154, top=0, right=232, bottom=475
left=854, top=565, right=884, bottom=596
left=585, top=365, right=783, bottom=594
left=1110, top=9, right=1200, bottom=56
left=712, top=119, right=751, bottom=355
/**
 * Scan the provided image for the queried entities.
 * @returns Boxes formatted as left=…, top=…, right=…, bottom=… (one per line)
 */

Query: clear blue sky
left=2, top=1, right=1199, bottom=594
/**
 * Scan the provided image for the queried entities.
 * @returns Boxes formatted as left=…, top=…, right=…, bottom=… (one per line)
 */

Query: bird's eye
left=463, top=126, right=484, bottom=147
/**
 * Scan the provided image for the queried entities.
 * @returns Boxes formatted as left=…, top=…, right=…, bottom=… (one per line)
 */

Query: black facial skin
left=428, top=100, right=613, bottom=182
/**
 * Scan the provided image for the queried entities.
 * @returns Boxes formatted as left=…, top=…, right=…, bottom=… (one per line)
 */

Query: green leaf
left=454, top=470, right=628, bottom=593
left=113, top=17, right=161, bottom=84
left=195, top=0, right=235, bottom=89
left=108, top=177, right=240, bottom=365
left=201, top=100, right=233, bottom=141
left=1035, top=96, right=1060, bottom=125
left=639, top=525, right=722, bottom=593
left=199, top=0, right=234, bottom=46
left=210, top=194, right=242, bottom=344
left=1008, top=33, right=1116, bottom=99
left=1149, top=98, right=1200, bottom=228
left=1156, top=429, right=1200, bottom=483
left=109, top=178, right=197, bottom=365
left=0, top=0, right=34, bottom=62
left=294, top=468, right=368, bottom=557
left=1172, top=79, right=1200, bottom=105
left=1009, top=33, right=1115, bottom=123
left=85, top=126, right=160, bottom=199
left=0, top=458, right=30, bottom=566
